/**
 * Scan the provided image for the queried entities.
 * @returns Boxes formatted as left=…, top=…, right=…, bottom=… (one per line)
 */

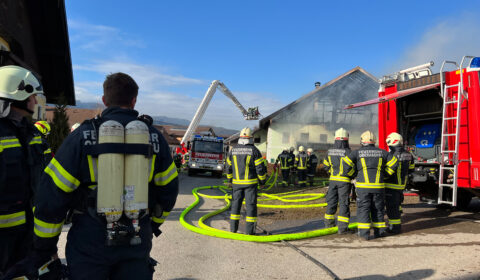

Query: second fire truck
left=347, top=56, right=480, bottom=208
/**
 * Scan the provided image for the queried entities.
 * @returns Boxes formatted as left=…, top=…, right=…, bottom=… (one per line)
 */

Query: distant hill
left=152, top=116, right=190, bottom=126
left=72, top=102, right=237, bottom=137
left=152, top=116, right=237, bottom=137
left=74, top=101, right=104, bottom=109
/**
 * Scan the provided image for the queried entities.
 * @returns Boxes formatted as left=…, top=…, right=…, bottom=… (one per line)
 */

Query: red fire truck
left=187, top=135, right=225, bottom=177
left=346, top=56, right=480, bottom=208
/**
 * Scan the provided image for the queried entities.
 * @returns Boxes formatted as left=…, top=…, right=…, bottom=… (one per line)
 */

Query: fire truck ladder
left=438, top=56, right=475, bottom=206
left=180, top=80, right=261, bottom=146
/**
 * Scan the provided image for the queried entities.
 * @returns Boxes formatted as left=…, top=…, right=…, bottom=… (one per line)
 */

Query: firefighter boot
left=324, top=219, right=335, bottom=228
left=358, top=230, right=370, bottom=241
left=387, top=224, right=401, bottom=235
left=230, top=220, right=239, bottom=233
left=373, top=228, right=387, bottom=239
left=245, top=222, right=256, bottom=235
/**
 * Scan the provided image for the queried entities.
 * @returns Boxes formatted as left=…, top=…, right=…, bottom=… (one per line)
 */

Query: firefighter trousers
left=307, top=174, right=315, bottom=187
left=324, top=182, right=351, bottom=232
left=230, top=185, right=258, bottom=235
left=385, top=188, right=403, bottom=234
left=0, top=226, right=32, bottom=274
left=280, top=169, right=290, bottom=187
left=297, top=169, right=307, bottom=188
left=289, top=170, right=297, bottom=186
left=356, top=190, right=386, bottom=239
left=66, top=214, right=155, bottom=280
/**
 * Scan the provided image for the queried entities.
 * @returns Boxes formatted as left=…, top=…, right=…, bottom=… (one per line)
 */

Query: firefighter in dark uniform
left=306, top=148, right=318, bottom=187
left=34, top=120, right=53, bottom=165
left=385, top=132, right=414, bottom=235
left=275, top=147, right=293, bottom=187
left=0, top=66, right=46, bottom=275
left=4, top=73, right=179, bottom=280
left=322, top=128, right=352, bottom=233
left=343, top=130, right=398, bottom=240
left=295, top=146, right=308, bottom=188
left=226, top=127, right=267, bottom=235
left=288, top=146, right=296, bottom=186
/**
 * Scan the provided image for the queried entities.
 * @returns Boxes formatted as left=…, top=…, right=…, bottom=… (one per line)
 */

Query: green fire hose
left=180, top=170, right=357, bottom=242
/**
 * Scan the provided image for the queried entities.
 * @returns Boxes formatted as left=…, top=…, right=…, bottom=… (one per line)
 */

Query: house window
left=254, top=137, right=261, bottom=143
left=300, top=133, right=309, bottom=142
left=320, top=134, right=328, bottom=143
left=282, top=132, right=289, bottom=144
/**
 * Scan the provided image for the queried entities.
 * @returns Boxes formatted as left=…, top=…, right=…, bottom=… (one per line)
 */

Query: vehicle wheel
left=456, top=189, right=473, bottom=210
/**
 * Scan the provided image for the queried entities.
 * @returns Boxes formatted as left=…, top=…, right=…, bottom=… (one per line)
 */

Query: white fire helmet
left=386, top=132, right=403, bottom=147
left=360, top=130, right=376, bottom=145
left=307, top=148, right=313, bottom=153
left=298, top=146, right=305, bottom=152
left=239, top=127, right=252, bottom=138
left=71, top=123, right=81, bottom=132
left=334, top=128, right=349, bottom=140
left=0, top=65, right=43, bottom=101
left=283, top=147, right=288, bottom=152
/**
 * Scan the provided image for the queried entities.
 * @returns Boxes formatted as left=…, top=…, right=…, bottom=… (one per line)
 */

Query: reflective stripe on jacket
left=295, top=152, right=308, bottom=169
left=343, top=145, right=398, bottom=191
left=0, top=117, right=45, bottom=230
left=227, top=143, right=267, bottom=186
left=385, top=148, right=414, bottom=190
left=33, top=107, right=179, bottom=251
left=276, top=151, right=293, bottom=169
left=322, top=148, right=351, bottom=183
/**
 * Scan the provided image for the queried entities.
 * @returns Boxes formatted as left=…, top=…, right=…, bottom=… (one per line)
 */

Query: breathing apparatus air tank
left=124, top=120, right=150, bottom=227
left=97, top=120, right=125, bottom=225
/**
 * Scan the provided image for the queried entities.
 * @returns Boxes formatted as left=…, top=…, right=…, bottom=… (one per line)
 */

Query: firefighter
left=385, top=132, right=414, bottom=235
left=288, top=146, right=296, bottom=186
left=226, top=127, right=267, bottom=235
left=295, top=146, right=308, bottom=188
left=306, top=148, right=318, bottom=187
left=183, top=152, right=190, bottom=167
left=173, top=153, right=183, bottom=169
left=34, top=120, right=53, bottom=164
left=343, top=130, right=398, bottom=240
left=275, top=147, right=293, bottom=187
left=3, top=72, right=179, bottom=279
left=322, top=128, right=352, bottom=232
left=0, top=65, right=46, bottom=275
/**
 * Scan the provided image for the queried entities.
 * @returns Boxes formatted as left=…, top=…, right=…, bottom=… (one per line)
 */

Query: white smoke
left=389, top=14, right=480, bottom=73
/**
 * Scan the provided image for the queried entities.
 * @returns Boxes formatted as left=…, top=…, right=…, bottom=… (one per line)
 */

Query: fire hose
left=179, top=170, right=358, bottom=242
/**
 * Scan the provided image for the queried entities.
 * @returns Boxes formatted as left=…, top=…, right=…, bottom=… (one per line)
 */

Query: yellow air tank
left=97, top=120, right=125, bottom=224
left=124, top=120, right=150, bottom=220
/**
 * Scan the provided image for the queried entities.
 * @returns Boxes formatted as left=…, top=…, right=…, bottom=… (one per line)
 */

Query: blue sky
left=66, top=0, right=480, bottom=129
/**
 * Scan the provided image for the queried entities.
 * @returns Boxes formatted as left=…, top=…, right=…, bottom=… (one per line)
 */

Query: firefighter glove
left=1, top=250, right=54, bottom=280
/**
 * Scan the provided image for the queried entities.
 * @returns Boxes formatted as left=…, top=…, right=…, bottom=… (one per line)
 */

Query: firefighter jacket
left=289, top=152, right=295, bottom=170
left=385, top=146, right=415, bottom=190
left=32, top=107, right=179, bottom=253
left=0, top=114, right=45, bottom=232
left=40, top=135, right=53, bottom=166
left=307, top=154, right=318, bottom=175
left=343, top=144, right=398, bottom=192
left=276, top=151, right=293, bottom=170
left=322, top=140, right=351, bottom=183
left=226, top=141, right=267, bottom=187
left=295, top=152, right=308, bottom=170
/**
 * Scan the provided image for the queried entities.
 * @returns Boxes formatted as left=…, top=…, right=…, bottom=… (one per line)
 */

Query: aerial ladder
left=178, top=80, right=261, bottom=153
